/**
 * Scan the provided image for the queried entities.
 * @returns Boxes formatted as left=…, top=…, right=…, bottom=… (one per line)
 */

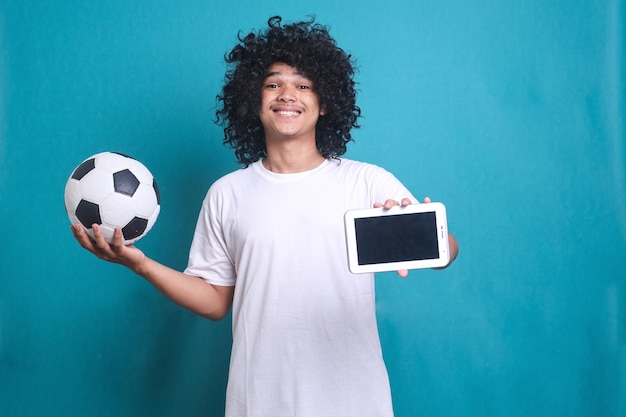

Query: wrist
left=128, top=253, right=150, bottom=277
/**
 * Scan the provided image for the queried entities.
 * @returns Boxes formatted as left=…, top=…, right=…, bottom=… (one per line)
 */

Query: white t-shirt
left=185, top=158, right=415, bottom=417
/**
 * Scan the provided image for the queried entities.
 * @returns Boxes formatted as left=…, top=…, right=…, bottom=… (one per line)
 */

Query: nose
left=277, top=85, right=296, bottom=102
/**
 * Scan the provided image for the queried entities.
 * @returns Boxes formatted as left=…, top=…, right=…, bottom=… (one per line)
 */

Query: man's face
left=258, top=62, right=325, bottom=143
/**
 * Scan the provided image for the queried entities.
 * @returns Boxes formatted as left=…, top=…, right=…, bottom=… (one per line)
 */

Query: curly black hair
left=215, top=16, right=361, bottom=166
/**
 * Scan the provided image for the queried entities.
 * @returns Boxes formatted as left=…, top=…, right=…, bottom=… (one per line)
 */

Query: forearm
left=133, top=257, right=234, bottom=320
left=71, top=224, right=233, bottom=320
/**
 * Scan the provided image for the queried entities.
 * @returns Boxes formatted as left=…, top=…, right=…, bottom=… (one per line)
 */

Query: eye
left=265, top=83, right=279, bottom=89
left=298, top=84, right=311, bottom=90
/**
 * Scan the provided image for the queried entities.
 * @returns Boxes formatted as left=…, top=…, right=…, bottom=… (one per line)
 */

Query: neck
left=262, top=130, right=326, bottom=173
left=262, top=149, right=325, bottom=174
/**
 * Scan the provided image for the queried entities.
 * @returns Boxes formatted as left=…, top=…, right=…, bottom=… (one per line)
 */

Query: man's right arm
left=71, top=224, right=234, bottom=320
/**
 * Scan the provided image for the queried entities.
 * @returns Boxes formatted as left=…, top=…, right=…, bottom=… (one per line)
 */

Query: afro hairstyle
left=215, top=16, right=361, bottom=166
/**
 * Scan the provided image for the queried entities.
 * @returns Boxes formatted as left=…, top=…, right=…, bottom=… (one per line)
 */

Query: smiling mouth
left=274, top=110, right=301, bottom=116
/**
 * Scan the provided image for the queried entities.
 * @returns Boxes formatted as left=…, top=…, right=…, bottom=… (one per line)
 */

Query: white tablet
left=344, top=202, right=450, bottom=273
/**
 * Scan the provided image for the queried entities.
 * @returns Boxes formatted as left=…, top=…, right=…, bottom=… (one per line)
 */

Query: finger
left=72, top=224, right=114, bottom=261
left=71, top=224, right=94, bottom=249
left=401, top=198, right=412, bottom=207
left=373, top=202, right=383, bottom=208
left=91, top=224, right=117, bottom=259
left=383, top=199, right=400, bottom=210
left=423, top=196, right=431, bottom=204
left=396, top=269, right=409, bottom=278
left=92, top=224, right=108, bottom=247
left=110, top=227, right=125, bottom=249
left=70, top=224, right=81, bottom=239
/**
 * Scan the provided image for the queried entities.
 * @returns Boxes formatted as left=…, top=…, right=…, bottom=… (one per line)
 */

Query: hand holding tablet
left=344, top=202, right=450, bottom=274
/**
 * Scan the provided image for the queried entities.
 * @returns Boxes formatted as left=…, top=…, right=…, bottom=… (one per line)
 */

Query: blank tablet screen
left=354, top=211, right=439, bottom=265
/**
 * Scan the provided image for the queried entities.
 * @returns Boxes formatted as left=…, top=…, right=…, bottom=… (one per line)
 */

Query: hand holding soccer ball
left=64, top=152, right=160, bottom=245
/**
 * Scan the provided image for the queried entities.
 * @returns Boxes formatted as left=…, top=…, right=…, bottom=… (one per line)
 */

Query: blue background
left=1, top=1, right=624, bottom=416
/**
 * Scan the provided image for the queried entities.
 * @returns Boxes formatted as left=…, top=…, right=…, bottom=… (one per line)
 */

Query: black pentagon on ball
left=71, top=158, right=96, bottom=180
left=75, top=200, right=102, bottom=227
left=152, top=180, right=161, bottom=205
left=113, top=151, right=134, bottom=159
left=122, top=217, right=149, bottom=240
left=113, top=169, right=140, bottom=197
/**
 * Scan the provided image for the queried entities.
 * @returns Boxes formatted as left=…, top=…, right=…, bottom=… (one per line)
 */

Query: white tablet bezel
left=344, top=202, right=450, bottom=274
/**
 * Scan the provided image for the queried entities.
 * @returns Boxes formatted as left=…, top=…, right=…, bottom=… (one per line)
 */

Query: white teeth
left=276, top=111, right=299, bottom=116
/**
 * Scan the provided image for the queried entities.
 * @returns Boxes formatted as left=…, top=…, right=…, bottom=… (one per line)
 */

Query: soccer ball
left=64, top=152, right=161, bottom=245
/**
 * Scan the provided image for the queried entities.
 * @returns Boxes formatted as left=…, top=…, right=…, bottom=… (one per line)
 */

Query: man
left=72, top=16, right=458, bottom=417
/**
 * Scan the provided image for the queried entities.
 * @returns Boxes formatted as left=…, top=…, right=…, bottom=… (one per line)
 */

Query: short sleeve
left=184, top=188, right=237, bottom=287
